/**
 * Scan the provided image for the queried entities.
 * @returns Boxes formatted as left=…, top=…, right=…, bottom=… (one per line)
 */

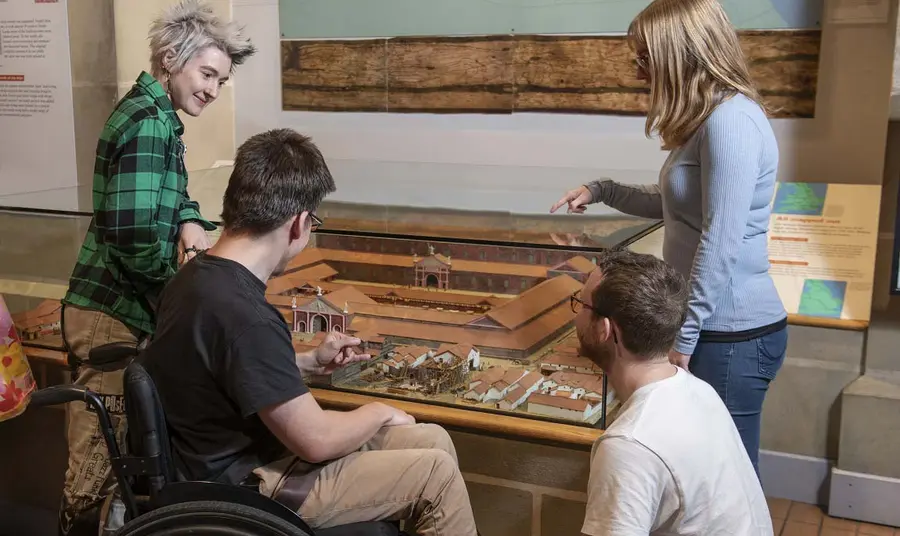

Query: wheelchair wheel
left=116, top=500, right=313, bottom=535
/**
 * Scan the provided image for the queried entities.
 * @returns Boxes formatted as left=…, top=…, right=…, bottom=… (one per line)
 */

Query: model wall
left=327, top=261, right=544, bottom=296
left=315, top=234, right=586, bottom=266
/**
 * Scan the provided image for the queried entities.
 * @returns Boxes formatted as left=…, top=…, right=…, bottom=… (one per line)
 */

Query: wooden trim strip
left=310, top=388, right=603, bottom=447
left=786, top=314, right=868, bottom=331
left=281, top=30, right=820, bottom=117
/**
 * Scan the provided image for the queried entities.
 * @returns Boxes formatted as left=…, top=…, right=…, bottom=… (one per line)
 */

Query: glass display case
left=0, top=175, right=664, bottom=430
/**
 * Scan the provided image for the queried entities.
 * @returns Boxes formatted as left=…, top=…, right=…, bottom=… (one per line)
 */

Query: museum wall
left=68, top=0, right=118, bottom=202
left=230, top=1, right=893, bottom=215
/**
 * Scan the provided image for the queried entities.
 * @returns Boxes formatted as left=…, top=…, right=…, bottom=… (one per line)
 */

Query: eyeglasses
left=635, top=52, right=649, bottom=71
left=310, top=213, right=324, bottom=232
left=570, top=290, right=619, bottom=344
left=570, top=290, right=604, bottom=315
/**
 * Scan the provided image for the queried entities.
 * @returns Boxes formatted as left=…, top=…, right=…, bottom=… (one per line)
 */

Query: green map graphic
left=279, top=0, right=823, bottom=39
left=773, top=183, right=828, bottom=216
left=798, top=279, right=846, bottom=318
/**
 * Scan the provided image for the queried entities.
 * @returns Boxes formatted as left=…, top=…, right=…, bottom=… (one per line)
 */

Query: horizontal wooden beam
left=310, top=387, right=603, bottom=447
left=281, top=30, right=820, bottom=118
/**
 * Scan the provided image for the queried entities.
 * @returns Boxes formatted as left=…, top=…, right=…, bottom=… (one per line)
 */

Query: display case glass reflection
left=0, top=196, right=663, bottom=428
left=272, top=218, right=660, bottom=428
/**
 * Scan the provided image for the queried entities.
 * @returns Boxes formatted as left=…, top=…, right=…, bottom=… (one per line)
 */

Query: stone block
left=762, top=360, right=858, bottom=459
left=541, top=495, right=587, bottom=536
left=860, top=303, right=900, bottom=373
left=837, top=375, right=900, bottom=478
left=449, top=430, right=591, bottom=492
left=67, top=0, right=117, bottom=85
left=785, top=325, right=864, bottom=366
left=464, top=481, right=532, bottom=536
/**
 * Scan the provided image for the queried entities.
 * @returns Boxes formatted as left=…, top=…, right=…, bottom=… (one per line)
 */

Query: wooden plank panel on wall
left=387, top=36, right=515, bottom=113
left=281, top=39, right=387, bottom=112
left=281, top=30, right=820, bottom=118
left=514, top=35, right=649, bottom=115
left=740, top=31, right=820, bottom=118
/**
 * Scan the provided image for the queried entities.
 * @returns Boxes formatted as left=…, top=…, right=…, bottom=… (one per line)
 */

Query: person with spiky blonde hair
left=58, top=2, right=254, bottom=534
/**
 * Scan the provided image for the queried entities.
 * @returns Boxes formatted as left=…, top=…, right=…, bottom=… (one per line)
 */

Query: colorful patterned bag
left=0, top=294, right=37, bottom=422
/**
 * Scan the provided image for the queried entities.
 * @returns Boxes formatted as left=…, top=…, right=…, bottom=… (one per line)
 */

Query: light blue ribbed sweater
left=587, top=94, right=787, bottom=355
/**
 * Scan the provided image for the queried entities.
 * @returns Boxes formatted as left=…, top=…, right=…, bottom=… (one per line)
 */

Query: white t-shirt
left=582, top=367, right=773, bottom=536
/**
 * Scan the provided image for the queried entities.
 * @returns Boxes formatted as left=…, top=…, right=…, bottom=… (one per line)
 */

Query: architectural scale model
left=267, top=241, right=610, bottom=425
left=12, top=241, right=611, bottom=425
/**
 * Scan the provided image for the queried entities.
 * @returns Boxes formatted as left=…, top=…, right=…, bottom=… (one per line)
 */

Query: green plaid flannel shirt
left=63, top=71, right=217, bottom=336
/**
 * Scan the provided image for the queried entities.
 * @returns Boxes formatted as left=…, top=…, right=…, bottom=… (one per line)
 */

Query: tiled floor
left=769, top=498, right=898, bottom=535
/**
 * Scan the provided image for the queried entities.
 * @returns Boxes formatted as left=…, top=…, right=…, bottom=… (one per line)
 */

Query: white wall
left=233, top=0, right=895, bottom=215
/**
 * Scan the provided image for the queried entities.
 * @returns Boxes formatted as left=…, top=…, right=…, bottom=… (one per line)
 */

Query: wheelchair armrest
left=88, top=341, right=141, bottom=366
left=28, top=384, right=89, bottom=408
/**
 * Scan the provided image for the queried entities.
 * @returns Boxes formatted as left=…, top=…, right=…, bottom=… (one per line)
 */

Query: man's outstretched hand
left=300, top=331, right=371, bottom=376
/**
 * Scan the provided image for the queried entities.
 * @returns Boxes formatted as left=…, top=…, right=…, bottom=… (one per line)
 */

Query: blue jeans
left=688, top=327, right=788, bottom=477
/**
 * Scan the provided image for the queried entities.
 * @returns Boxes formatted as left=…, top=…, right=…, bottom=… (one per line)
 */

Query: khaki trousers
left=59, top=304, right=141, bottom=535
left=255, top=423, right=478, bottom=536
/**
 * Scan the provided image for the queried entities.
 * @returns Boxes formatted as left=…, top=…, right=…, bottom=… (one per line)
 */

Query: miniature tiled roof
left=392, top=344, right=432, bottom=359
left=471, top=366, right=507, bottom=386
left=436, top=343, right=477, bottom=357
left=12, top=299, right=61, bottom=330
left=548, top=371, right=604, bottom=394
left=291, top=332, right=328, bottom=353
left=351, top=302, right=476, bottom=325
left=484, top=275, right=582, bottom=330
left=321, top=286, right=377, bottom=310
left=496, top=368, right=527, bottom=390
left=502, top=385, right=526, bottom=404
left=528, top=393, right=591, bottom=412
left=348, top=329, right=385, bottom=343
left=550, top=255, right=597, bottom=275
left=539, top=352, right=602, bottom=373
left=284, top=248, right=325, bottom=273
left=348, top=301, right=574, bottom=351
left=517, top=371, right=544, bottom=391
left=267, top=263, right=338, bottom=294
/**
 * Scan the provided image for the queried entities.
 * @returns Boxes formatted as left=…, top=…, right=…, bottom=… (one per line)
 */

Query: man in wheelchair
left=139, top=128, right=479, bottom=535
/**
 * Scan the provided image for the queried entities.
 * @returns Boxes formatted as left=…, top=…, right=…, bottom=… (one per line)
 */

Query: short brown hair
left=590, top=248, right=688, bottom=359
left=221, top=128, right=336, bottom=236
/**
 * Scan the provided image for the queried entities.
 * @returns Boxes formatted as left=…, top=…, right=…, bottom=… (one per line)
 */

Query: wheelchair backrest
left=123, top=359, right=177, bottom=498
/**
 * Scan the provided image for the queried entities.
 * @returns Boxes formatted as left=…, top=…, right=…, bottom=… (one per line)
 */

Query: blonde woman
left=552, top=0, right=787, bottom=478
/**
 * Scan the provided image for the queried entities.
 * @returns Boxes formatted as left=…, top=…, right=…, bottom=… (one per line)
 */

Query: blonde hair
left=148, top=0, right=256, bottom=79
left=627, top=0, right=765, bottom=150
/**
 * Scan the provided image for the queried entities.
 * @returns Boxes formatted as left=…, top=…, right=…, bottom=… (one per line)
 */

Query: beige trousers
left=255, top=423, right=478, bottom=536
left=59, top=304, right=141, bottom=535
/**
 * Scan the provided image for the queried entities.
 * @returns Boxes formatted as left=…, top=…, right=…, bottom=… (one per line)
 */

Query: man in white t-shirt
left=574, top=249, right=773, bottom=536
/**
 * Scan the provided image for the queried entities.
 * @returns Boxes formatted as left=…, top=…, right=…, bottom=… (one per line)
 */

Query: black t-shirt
left=142, top=253, right=308, bottom=484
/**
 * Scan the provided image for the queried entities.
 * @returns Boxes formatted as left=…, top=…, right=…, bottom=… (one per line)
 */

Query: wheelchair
left=29, top=342, right=405, bottom=536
